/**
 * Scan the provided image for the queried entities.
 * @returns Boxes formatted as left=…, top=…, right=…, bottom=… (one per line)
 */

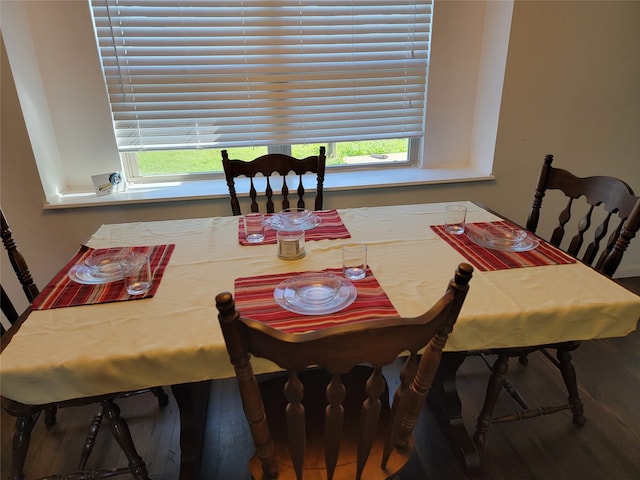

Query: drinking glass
left=445, top=205, right=467, bottom=235
left=122, top=252, right=153, bottom=295
left=243, top=213, right=265, bottom=243
left=342, top=244, right=367, bottom=280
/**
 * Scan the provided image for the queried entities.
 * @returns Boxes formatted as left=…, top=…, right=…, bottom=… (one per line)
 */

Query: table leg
left=428, top=351, right=483, bottom=478
left=171, top=381, right=211, bottom=480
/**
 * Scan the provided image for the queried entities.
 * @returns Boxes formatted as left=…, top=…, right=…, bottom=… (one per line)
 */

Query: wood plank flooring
left=2, top=278, right=639, bottom=480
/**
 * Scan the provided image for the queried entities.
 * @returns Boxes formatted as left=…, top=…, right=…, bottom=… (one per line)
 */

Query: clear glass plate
left=68, top=264, right=123, bottom=284
left=466, top=225, right=539, bottom=252
left=274, top=273, right=357, bottom=315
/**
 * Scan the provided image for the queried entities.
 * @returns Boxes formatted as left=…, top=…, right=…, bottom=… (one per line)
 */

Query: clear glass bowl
left=85, top=250, right=127, bottom=278
left=482, top=224, right=528, bottom=247
left=277, top=208, right=312, bottom=226
left=290, top=272, right=342, bottom=305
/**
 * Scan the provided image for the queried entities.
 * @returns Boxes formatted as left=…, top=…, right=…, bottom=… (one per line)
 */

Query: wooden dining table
left=2, top=202, right=639, bottom=479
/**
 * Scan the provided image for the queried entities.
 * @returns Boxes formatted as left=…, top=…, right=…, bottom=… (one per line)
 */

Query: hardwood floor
left=2, top=277, right=639, bottom=480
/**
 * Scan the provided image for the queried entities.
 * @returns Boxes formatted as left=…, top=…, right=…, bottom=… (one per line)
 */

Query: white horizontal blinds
left=91, top=0, right=431, bottom=151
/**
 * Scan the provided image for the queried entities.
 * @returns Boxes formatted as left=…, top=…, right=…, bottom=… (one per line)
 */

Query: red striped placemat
left=234, top=268, right=398, bottom=333
left=431, top=221, right=576, bottom=271
left=32, top=244, right=175, bottom=310
left=238, top=209, right=351, bottom=245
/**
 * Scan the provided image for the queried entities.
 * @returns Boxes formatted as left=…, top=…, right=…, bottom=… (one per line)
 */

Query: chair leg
left=474, top=355, right=508, bottom=449
left=44, top=405, right=58, bottom=427
left=556, top=348, right=585, bottom=426
left=151, top=386, right=170, bottom=407
left=101, top=400, right=150, bottom=480
left=9, top=413, right=37, bottom=480
left=79, top=410, right=103, bottom=470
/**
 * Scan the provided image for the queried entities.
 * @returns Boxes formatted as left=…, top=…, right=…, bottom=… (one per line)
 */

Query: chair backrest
left=1, top=286, right=20, bottom=333
left=222, top=147, right=327, bottom=216
left=1, top=208, right=39, bottom=303
left=1, top=208, right=39, bottom=333
left=527, top=154, right=640, bottom=277
left=217, top=263, right=473, bottom=479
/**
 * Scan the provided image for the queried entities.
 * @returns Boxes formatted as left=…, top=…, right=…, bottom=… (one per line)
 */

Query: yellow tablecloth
left=2, top=202, right=639, bottom=404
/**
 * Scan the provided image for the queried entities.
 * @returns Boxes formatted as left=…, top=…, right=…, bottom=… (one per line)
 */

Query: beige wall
left=2, top=1, right=639, bottom=314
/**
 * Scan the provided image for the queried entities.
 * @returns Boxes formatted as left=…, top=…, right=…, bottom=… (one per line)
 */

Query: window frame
left=123, top=138, right=421, bottom=184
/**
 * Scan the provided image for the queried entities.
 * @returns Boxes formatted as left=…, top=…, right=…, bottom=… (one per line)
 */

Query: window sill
left=43, top=166, right=495, bottom=209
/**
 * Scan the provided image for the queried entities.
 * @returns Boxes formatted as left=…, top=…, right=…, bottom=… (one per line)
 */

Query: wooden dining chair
left=1, top=208, right=169, bottom=480
left=222, top=147, right=327, bottom=216
left=217, top=263, right=473, bottom=479
left=473, top=154, right=640, bottom=449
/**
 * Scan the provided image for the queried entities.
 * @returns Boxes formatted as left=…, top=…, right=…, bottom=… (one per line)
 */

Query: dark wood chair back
left=1, top=208, right=39, bottom=335
left=222, top=147, right=327, bottom=216
left=1, top=286, right=19, bottom=335
left=1, top=208, right=40, bottom=304
left=527, top=154, right=640, bottom=277
left=217, top=263, right=473, bottom=480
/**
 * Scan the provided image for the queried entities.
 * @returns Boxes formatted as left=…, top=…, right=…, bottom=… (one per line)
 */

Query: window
left=90, top=0, right=431, bottom=179
left=132, top=139, right=410, bottom=178
left=2, top=0, right=510, bottom=206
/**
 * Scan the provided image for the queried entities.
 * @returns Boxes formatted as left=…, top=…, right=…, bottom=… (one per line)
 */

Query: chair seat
left=250, top=436, right=414, bottom=480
